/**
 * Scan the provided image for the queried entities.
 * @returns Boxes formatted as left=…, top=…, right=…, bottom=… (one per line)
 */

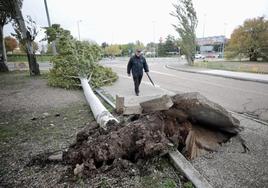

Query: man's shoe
left=136, top=92, right=139, bottom=96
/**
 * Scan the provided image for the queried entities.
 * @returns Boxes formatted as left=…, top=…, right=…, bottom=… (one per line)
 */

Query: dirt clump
left=63, top=114, right=172, bottom=176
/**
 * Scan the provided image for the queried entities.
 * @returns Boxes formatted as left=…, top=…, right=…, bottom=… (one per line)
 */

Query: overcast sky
left=3, top=0, right=268, bottom=45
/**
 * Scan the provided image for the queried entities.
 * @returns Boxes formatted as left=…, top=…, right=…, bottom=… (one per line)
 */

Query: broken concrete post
left=80, top=77, right=118, bottom=129
left=116, top=95, right=124, bottom=114
left=116, top=95, right=143, bottom=115
left=169, top=150, right=213, bottom=188
left=140, top=95, right=173, bottom=113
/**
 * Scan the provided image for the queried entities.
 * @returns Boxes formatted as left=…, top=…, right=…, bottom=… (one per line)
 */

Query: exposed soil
left=62, top=92, right=243, bottom=180
left=0, top=71, right=190, bottom=188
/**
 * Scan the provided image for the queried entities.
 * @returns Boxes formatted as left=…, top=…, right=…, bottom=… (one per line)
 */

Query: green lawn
left=7, top=54, right=53, bottom=62
left=194, top=61, right=268, bottom=74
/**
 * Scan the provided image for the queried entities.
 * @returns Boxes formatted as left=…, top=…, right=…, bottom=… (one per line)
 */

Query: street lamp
left=152, top=21, right=156, bottom=58
left=202, top=14, right=206, bottom=38
left=77, top=20, right=82, bottom=41
left=222, top=23, right=227, bottom=58
left=44, top=0, right=57, bottom=55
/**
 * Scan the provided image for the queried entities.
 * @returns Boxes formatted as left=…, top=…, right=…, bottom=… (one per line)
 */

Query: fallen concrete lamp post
left=45, top=77, right=119, bottom=163
left=79, top=77, right=118, bottom=129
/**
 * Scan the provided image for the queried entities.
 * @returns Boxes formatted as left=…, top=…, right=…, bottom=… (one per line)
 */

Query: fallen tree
left=46, top=25, right=118, bottom=128
left=47, top=25, right=117, bottom=89
left=80, top=77, right=118, bottom=128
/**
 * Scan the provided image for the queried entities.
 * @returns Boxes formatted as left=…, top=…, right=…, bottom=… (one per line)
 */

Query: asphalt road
left=100, top=57, right=268, bottom=121
left=17, top=58, right=268, bottom=121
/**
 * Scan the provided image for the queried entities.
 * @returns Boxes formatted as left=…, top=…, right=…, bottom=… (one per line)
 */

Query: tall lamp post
left=44, top=0, right=57, bottom=55
left=77, top=20, right=82, bottom=41
left=152, top=21, right=156, bottom=58
left=222, top=23, right=227, bottom=58
left=202, top=14, right=206, bottom=38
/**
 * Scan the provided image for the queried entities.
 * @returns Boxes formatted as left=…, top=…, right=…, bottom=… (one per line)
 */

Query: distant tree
left=104, top=44, right=122, bottom=57
left=119, top=44, right=128, bottom=56
left=135, top=40, right=145, bottom=51
left=0, top=6, right=12, bottom=72
left=126, top=43, right=136, bottom=56
left=171, top=0, right=198, bottom=65
left=159, top=35, right=179, bottom=56
left=4, top=36, right=18, bottom=53
left=157, top=35, right=179, bottom=57
left=19, top=41, right=38, bottom=53
left=146, top=42, right=155, bottom=50
left=145, top=42, right=157, bottom=56
left=119, top=43, right=136, bottom=56
left=158, top=39, right=166, bottom=57
left=165, top=35, right=178, bottom=53
left=225, top=16, right=268, bottom=61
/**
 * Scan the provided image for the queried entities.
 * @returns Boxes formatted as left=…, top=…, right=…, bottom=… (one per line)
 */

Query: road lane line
left=118, top=74, right=174, bottom=94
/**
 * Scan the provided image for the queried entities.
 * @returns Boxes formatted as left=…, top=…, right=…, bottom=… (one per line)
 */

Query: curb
left=166, top=65, right=268, bottom=84
left=95, top=88, right=116, bottom=109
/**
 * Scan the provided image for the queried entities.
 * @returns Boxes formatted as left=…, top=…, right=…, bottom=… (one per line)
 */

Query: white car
left=195, top=54, right=205, bottom=59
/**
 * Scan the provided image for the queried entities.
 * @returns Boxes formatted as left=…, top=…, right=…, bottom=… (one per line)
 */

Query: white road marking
left=118, top=74, right=174, bottom=94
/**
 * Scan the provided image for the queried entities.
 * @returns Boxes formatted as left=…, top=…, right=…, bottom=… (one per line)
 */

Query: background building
left=197, top=35, right=227, bottom=58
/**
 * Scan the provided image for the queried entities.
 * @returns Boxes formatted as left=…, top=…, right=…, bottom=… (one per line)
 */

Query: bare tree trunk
left=0, top=25, right=9, bottom=72
left=25, top=42, right=40, bottom=75
left=186, top=54, right=194, bottom=66
left=13, top=0, right=40, bottom=75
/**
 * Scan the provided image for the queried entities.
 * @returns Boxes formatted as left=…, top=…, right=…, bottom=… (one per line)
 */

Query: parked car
left=195, top=54, right=205, bottom=59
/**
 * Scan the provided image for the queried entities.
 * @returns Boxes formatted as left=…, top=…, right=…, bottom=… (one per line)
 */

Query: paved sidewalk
left=101, top=74, right=174, bottom=106
left=100, top=76, right=268, bottom=188
left=166, top=64, right=268, bottom=84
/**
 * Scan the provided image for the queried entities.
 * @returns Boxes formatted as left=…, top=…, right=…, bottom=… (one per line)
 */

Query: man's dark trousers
left=133, top=74, right=142, bottom=95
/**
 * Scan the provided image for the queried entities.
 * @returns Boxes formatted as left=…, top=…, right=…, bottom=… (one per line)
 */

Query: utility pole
left=44, top=0, right=57, bottom=55
left=77, top=20, right=82, bottom=41
left=202, top=14, right=206, bottom=38
left=222, top=23, right=227, bottom=58
left=152, top=21, right=156, bottom=58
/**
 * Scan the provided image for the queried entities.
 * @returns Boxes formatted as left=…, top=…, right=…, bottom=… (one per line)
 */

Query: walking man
left=127, top=49, right=149, bottom=96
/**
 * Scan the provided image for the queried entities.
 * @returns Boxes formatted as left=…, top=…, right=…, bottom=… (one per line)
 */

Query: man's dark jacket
left=127, top=55, right=149, bottom=77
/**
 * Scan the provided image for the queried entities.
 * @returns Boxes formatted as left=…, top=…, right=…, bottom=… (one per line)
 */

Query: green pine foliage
left=47, top=25, right=118, bottom=89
